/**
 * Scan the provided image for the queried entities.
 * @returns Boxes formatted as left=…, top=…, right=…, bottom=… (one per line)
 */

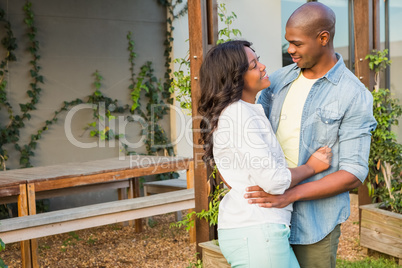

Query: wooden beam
left=354, top=0, right=375, bottom=91
left=354, top=0, right=378, bottom=233
left=206, top=0, right=218, bottom=46
left=373, top=0, right=380, bottom=50
left=188, top=0, right=218, bottom=255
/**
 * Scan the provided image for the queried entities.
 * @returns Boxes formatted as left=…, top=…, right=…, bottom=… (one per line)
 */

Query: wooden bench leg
left=186, top=161, right=196, bottom=243
left=18, top=184, right=32, bottom=268
left=189, top=208, right=196, bottom=243
left=132, top=178, right=143, bottom=232
left=127, top=178, right=142, bottom=232
left=27, top=183, right=39, bottom=268
left=118, top=187, right=129, bottom=227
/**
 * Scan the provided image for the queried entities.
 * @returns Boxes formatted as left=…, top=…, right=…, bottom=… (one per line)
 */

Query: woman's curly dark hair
left=198, top=40, right=252, bottom=165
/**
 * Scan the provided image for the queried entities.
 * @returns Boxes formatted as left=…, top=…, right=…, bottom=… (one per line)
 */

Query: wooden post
left=188, top=0, right=218, bottom=255
left=353, top=0, right=378, bottom=232
left=372, top=0, right=380, bottom=50
left=354, top=0, right=375, bottom=91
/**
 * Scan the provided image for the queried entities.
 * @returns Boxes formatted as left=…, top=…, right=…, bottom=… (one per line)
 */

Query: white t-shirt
left=276, top=72, right=318, bottom=168
left=213, top=100, right=292, bottom=229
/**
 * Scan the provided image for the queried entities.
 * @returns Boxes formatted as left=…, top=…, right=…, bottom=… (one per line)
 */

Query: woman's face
left=242, top=47, right=270, bottom=102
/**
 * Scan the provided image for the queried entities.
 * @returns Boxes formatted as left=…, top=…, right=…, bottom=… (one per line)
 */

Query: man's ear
left=319, top=31, right=330, bottom=46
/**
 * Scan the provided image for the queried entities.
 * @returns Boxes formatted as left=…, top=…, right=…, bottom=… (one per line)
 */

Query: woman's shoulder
left=220, top=100, right=256, bottom=118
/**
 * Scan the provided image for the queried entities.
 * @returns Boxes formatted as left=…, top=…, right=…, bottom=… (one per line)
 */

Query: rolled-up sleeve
left=338, top=90, right=377, bottom=182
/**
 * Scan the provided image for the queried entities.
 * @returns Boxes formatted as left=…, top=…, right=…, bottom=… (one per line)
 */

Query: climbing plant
left=217, top=3, right=242, bottom=44
left=366, top=49, right=402, bottom=214
left=0, top=237, right=6, bottom=268
left=170, top=3, right=242, bottom=112
left=0, top=5, right=18, bottom=167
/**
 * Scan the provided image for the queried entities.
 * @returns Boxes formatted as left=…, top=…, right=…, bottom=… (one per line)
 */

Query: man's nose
left=288, top=45, right=296, bottom=54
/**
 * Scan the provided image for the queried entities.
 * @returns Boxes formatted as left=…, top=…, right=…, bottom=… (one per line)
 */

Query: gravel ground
left=1, top=194, right=367, bottom=267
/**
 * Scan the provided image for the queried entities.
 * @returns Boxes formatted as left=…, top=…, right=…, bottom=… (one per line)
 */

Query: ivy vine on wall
left=0, top=0, right=188, bottom=263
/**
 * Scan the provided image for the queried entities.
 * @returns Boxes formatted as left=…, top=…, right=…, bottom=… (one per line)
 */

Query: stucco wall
left=0, top=0, right=168, bottom=169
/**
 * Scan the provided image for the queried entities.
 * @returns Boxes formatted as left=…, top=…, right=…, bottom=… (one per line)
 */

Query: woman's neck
left=241, top=93, right=257, bottom=104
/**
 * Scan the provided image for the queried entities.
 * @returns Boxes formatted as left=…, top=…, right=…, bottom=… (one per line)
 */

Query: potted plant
left=360, top=49, right=402, bottom=264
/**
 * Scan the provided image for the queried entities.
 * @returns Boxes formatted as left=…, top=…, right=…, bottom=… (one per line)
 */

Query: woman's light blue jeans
left=218, top=223, right=300, bottom=268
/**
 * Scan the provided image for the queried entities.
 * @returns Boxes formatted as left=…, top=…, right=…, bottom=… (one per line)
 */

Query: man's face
left=285, top=26, right=323, bottom=70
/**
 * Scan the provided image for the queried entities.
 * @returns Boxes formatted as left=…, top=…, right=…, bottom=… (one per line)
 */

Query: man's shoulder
left=337, top=67, right=370, bottom=95
left=270, top=64, right=297, bottom=80
left=265, top=64, right=297, bottom=92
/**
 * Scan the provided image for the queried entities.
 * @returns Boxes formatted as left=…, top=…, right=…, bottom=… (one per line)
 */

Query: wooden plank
left=0, top=195, right=18, bottom=205
left=1, top=189, right=194, bottom=231
left=1, top=199, right=195, bottom=244
left=0, top=156, right=192, bottom=183
left=0, top=185, right=21, bottom=197
left=360, top=203, right=402, bottom=220
left=35, top=180, right=130, bottom=200
left=199, top=241, right=230, bottom=268
left=0, top=189, right=195, bottom=243
left=31, top=160, right=192, bottom=192
left=144, top=184, right=186, bottom=194
left=360, top=204, right=402, bottom=239
left=360, top=227, right=402, bottom=258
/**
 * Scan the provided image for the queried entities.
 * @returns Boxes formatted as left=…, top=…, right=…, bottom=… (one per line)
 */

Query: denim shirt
left=257, top=53, right=377, bottom=244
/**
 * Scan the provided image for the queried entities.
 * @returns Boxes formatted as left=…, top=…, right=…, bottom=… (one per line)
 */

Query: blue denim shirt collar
left=284, top=53, right=344, bottom=86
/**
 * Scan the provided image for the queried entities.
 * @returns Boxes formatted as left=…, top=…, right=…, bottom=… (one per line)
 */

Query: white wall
left=390, top=40, right=402, bottom=143
left=0, top=0, right=167, bottom=169
left=171, top=0, right=283, bottom=165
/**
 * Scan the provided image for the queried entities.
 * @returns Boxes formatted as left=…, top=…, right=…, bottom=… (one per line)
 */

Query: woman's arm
left=288, top=146, right=332, bottom=188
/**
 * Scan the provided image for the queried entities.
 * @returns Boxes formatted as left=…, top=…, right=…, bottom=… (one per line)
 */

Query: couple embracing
left=197, top=2, right=377, bottom=268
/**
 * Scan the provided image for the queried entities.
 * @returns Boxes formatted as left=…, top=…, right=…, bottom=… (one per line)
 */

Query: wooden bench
left=0, top=188, right=195, bottom=243
left=143, top=178, right=188, bottom=221
left=0, top=155, right=195, bottom=268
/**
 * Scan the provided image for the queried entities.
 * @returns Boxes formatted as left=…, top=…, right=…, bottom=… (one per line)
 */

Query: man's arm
left=245, top=170, right=361, bottom=208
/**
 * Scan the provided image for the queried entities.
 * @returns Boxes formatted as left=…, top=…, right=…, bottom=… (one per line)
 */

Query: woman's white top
left=213, top=100, right=293, bottom=229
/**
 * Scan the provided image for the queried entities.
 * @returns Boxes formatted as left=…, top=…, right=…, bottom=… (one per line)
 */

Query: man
left=245, top=2, right=377, bottom=268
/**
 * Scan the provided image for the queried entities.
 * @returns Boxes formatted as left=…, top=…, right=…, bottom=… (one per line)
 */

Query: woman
left=198, top=40, right=331, bottom=267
